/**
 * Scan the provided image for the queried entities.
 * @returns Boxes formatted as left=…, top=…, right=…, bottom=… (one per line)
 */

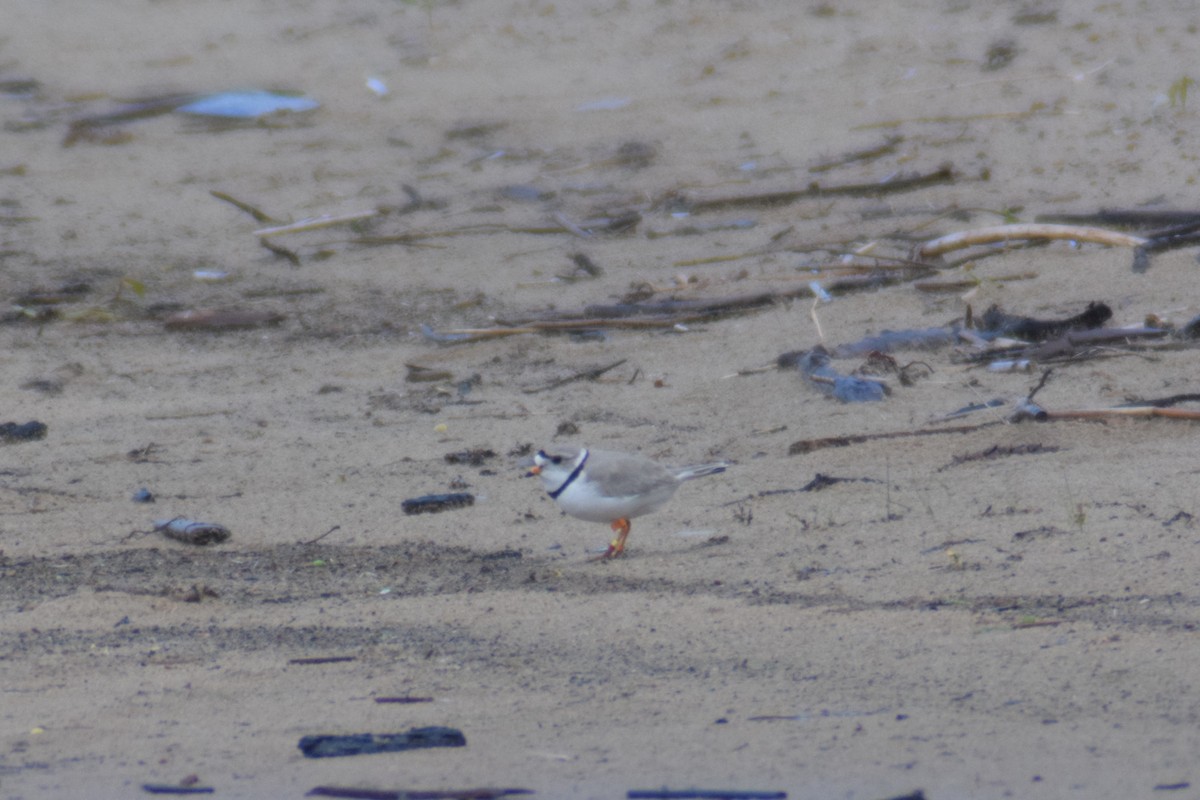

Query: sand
left=2, top=2, right=1200, bottom=798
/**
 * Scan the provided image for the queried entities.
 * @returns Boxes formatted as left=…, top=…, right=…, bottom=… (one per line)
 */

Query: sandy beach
left=3, top=2, right=1200, bottom=798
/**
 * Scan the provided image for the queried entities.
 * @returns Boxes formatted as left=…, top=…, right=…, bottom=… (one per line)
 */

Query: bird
left=527, top=445, right=728, bottom=558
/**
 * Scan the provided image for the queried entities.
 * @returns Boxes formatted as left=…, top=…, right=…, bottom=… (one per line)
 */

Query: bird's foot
left=589, top=518, right=631, bottom=561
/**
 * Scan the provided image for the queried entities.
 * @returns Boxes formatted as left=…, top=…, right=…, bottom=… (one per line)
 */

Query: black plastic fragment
left=401, top=493, right=475, bottom=515
left=1181, top=313, right=1200, bottom=339
left=299, top=727, right=466, bottom=758
left=141, top=785, right=215, bottom=795
left=979, top=301, right=1111, bottom=340
left=627, top=790, right=787, bottom=800
left=307, top=787, right=532, bottom=799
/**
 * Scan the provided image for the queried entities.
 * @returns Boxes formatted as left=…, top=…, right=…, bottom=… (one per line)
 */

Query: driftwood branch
left=422, top=271, right=934, bottom=344
left=1035, top=209, right=1200, bottom=228
left=789, top=422, right=1001, bottom=455
left=789, top=399, right=1200, bottom=456
left=917, top=224, right=1148, bottom=259
left=1043, top=406, right=1200, bottom=421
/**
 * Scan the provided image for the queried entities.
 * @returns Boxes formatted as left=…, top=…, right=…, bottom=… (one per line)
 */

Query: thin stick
left=209, top=190, right=278, bottom=223
left=254, top=210, right=380, bottom=238
left=672, top=253, right=757, bottom=267
left=1046, top=407, right=1200, bottom=421
left=502, top=274, right=922, bottom=327
left=789, top=422, right=1001, bottom=455
left=260, top=237, right=301, bottom=266
left=352, top=221, right=615, bottom=245
left=523, top=359, right=627, bottom=393
left=303, top=525, right=341, bottom=545
left=682, top=163, right=955, bottom=213
left=422, top=320, right=700, bottom=343
left=552, top=211, right=593, bottom=239
left=854, top=107, right=1051, bottom=130
left=427, top=271, right=937, bottom=344
left=809, top=296, right=825, bottom=343
left=721, top=363, right=778, bottom=379
left=809, top=134, right=903, bottom=173
left=918, top=223, right=1148, bottom=259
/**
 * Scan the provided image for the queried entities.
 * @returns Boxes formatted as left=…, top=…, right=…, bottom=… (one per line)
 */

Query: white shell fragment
left=365, top=76, right=389, bottom=97
left=153, top=517, right=232, bottom=546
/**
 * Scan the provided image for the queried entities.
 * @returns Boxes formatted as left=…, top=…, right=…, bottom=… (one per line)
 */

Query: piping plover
left=528, top=446, right=728, bottom=558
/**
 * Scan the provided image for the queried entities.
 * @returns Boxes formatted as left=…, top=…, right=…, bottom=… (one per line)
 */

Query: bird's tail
left=675, top=462, right=729, bottom=481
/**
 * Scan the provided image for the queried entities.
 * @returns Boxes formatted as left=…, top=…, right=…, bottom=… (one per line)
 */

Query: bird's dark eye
left=550, top=456, right=563, bottom=465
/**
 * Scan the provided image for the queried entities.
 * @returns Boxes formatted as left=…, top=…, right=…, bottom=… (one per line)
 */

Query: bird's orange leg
left=595, top=518, right=632, bottom=560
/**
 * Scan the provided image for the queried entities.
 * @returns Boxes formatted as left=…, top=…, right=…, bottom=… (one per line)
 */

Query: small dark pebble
left=1180, top=312, right=1200, bottom=339
left=983, top=38, right=1017, bottom=71
left=401, top=493, right=475, bottom=515
left=0, top=420, right=47, bottom=442
left=132, top=487, right=156, bottom=503
left=614, top=140, right=657, bottom=169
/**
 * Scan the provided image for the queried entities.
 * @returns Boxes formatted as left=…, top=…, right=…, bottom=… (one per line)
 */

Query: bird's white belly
left=555, top=485, right=672, bottom=522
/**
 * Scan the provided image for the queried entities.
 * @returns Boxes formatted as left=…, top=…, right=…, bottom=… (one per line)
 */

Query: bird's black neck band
left=549, top=449, right=588, bottom=499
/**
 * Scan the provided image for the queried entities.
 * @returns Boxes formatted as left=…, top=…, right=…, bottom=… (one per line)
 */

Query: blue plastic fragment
left=175, top=91, right=319, bottom=119
left=781, top=349, right=887, bottom=403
